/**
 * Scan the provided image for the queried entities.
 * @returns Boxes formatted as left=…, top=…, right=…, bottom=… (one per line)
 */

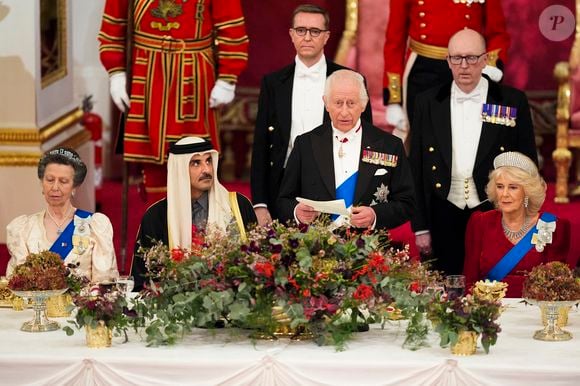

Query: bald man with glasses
left=408, top=29, right=537, bottom=276
left=250, top=4, right=373, bottom=226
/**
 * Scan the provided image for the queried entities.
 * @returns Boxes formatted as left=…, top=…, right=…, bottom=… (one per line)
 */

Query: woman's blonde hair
left=486, top=166, right=546, bottom=216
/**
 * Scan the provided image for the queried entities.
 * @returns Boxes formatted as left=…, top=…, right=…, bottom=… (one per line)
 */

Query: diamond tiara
left=44, top=148, right=83, bottom=165
left=493, top=151, right=537, bottom=175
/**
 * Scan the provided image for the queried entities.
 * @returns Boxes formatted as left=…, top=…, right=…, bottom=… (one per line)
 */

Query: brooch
left=531, top=218, right=556, bottom=252
left=370, top=183, right=390, bottom=206
left=481, top=104, right=517, bottom=126
left=72, top=214, right=92, bottom=254
left=362, top=150, right=398, bottom=167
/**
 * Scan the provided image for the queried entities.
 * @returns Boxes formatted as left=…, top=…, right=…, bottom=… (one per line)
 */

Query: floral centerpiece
left=64, top=284, right=131, bottom=347
left=522, top=262, right=580, bottom=301
left=7, top=251, right=87, bottom=332
left=522, top=262, right=580, bottom=337
left=132, top=220, right=437, bottom=350
left=428, top=294, right=502, bottom=354
left=8, top=251, right=69, bottom=291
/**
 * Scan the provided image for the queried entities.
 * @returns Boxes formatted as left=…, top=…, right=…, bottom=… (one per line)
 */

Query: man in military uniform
left=99, top=0, right=249, bottom=204
left=278, top=70, right=414, bottom=231
left=250, top=4, right=372, bottom=226
left=383, top=0, right=509, bottom=144
left=409, top=29, right=537, bottom=275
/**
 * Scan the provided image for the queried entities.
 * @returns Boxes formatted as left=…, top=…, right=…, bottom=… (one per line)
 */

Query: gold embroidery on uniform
left=150, top=21, right=181, bottom=31
left=151, top=0, right=183, bottom=20
left=196, top=0, right=205, bottom=21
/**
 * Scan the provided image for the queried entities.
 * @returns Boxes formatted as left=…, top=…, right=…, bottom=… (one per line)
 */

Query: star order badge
left=371, top=183, right=390, bottom=206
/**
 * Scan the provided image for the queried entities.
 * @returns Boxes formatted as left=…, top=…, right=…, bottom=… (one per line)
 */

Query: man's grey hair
left=324, top=69, right=369, bottom=105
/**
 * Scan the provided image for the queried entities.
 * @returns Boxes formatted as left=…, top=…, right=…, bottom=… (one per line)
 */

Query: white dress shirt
left=286, top=55, right=327, bottom=166
left=332, top=119, right=362, bottom=190
left=448, top=77, right=489, bottom=209
left=331, top=119, right=364, bottom=227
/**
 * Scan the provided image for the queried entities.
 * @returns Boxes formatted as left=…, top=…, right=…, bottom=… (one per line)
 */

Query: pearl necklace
left=46, top=206, right=73, bottom=235
left=501, top=215, right=530, bottom=241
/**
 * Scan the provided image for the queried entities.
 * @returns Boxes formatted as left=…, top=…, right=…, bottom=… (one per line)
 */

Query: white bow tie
left=455, top=92, right=481, bottom=104
left=296, top=68, right=322, bottom=80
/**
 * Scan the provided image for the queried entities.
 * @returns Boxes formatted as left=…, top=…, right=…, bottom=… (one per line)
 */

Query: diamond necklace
left=501, top=215, right=530, bottom=240
left=46, top=205, right=73, bottom=235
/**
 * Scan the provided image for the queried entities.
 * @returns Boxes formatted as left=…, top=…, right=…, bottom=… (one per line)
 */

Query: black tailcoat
left=277, top=121, right=415, bottom=230
left=409, top=78, right=538, bottom=232
left=250, top=59, right=373, bottom=218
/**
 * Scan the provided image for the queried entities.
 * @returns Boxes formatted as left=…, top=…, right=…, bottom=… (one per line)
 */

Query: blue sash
left=49, top=209, right=92, bottom=260
left=486, top=212, right=556, bottom=281
left=331, top=172, right=358, bottom=221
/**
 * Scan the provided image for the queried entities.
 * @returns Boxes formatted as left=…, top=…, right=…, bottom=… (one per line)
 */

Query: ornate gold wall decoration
left=0, top=108, right=83, bottom=146
left=0, top=108, right=87, bottom=166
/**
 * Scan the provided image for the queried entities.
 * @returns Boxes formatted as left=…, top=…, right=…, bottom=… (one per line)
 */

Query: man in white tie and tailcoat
left=409, top=29, right=537, bottom=275
left=250, top=4, right=373, bottom=226
left=278, top=70, right=414, bottom=231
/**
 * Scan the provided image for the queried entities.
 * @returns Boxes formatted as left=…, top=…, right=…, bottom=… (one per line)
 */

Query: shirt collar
left=192, top=191, right=209, bottom=211
left=332, top=119, right=362, bottom=139
left=451, top=76, right=488, bottom=100
left=295, top=54, right=326, bottom=75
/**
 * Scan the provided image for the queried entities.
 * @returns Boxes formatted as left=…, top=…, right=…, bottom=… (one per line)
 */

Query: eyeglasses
left=447, top=53, right=487, bottom=65
left=292, top=27, right=328, bottom=37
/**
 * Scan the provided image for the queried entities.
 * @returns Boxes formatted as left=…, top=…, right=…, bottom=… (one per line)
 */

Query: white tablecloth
left=0, top=299, right=578, bottom=386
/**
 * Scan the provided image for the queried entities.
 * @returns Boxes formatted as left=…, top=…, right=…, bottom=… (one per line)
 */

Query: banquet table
left=0, top=299, right=578, bottom=386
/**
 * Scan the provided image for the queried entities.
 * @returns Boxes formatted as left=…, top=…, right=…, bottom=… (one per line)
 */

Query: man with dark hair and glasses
left=408, top=28, right=537, bottom=276
left=250, top=4, right=373, bottom=226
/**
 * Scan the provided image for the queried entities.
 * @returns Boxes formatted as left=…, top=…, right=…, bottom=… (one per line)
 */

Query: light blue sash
left=486, top=212, right=556, bottom=281
left=331, top=172, right=358, bottom=221
left=49, top=209, right=92, bottom=259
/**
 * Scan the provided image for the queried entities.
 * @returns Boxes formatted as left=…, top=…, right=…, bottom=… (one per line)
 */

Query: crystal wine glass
left=116, top=275, right=134, bottom=296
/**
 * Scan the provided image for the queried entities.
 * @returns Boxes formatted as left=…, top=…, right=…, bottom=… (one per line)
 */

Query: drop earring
left=524, top=196, right=529, bottom=208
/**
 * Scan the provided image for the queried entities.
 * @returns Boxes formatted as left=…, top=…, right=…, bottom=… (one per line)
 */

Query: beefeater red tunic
left=98, top=0, right=249, bottom=163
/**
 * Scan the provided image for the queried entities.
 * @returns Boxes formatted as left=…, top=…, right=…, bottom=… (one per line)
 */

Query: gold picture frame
left=40, top=0, right=67, bottom=89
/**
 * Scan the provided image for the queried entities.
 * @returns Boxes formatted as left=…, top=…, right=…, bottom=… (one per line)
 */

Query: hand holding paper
left=295, top=202, right=320, bottom=224
left=296, top=197, right=349, bottom=216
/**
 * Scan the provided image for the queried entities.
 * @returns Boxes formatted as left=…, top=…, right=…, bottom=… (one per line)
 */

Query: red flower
left=254, top=261, right=275, bottom=278
left=353, top=284, right=374, bottom=300
left=171, top=248, right=186, bottom=262
left=352, top=265, right=369, bottom=281
left=409, top=281, right=421, bottom=293
left=315, top=272, right=328, bottom=282
left=302, top=288, right=311, bottom=297
left=368, top=252, right=389, bottom=273
left=287, top=276, right=299, bottom=290
left=191, top=225, right=205, bottom=248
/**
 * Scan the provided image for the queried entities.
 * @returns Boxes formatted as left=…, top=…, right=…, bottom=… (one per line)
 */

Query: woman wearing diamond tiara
left=5, top=147, right=119, bottom=282
left=463, top=152, right=572, bottom=297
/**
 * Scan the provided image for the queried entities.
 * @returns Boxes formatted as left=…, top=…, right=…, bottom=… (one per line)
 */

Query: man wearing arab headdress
left=131, top=137, right=256, bottom=291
